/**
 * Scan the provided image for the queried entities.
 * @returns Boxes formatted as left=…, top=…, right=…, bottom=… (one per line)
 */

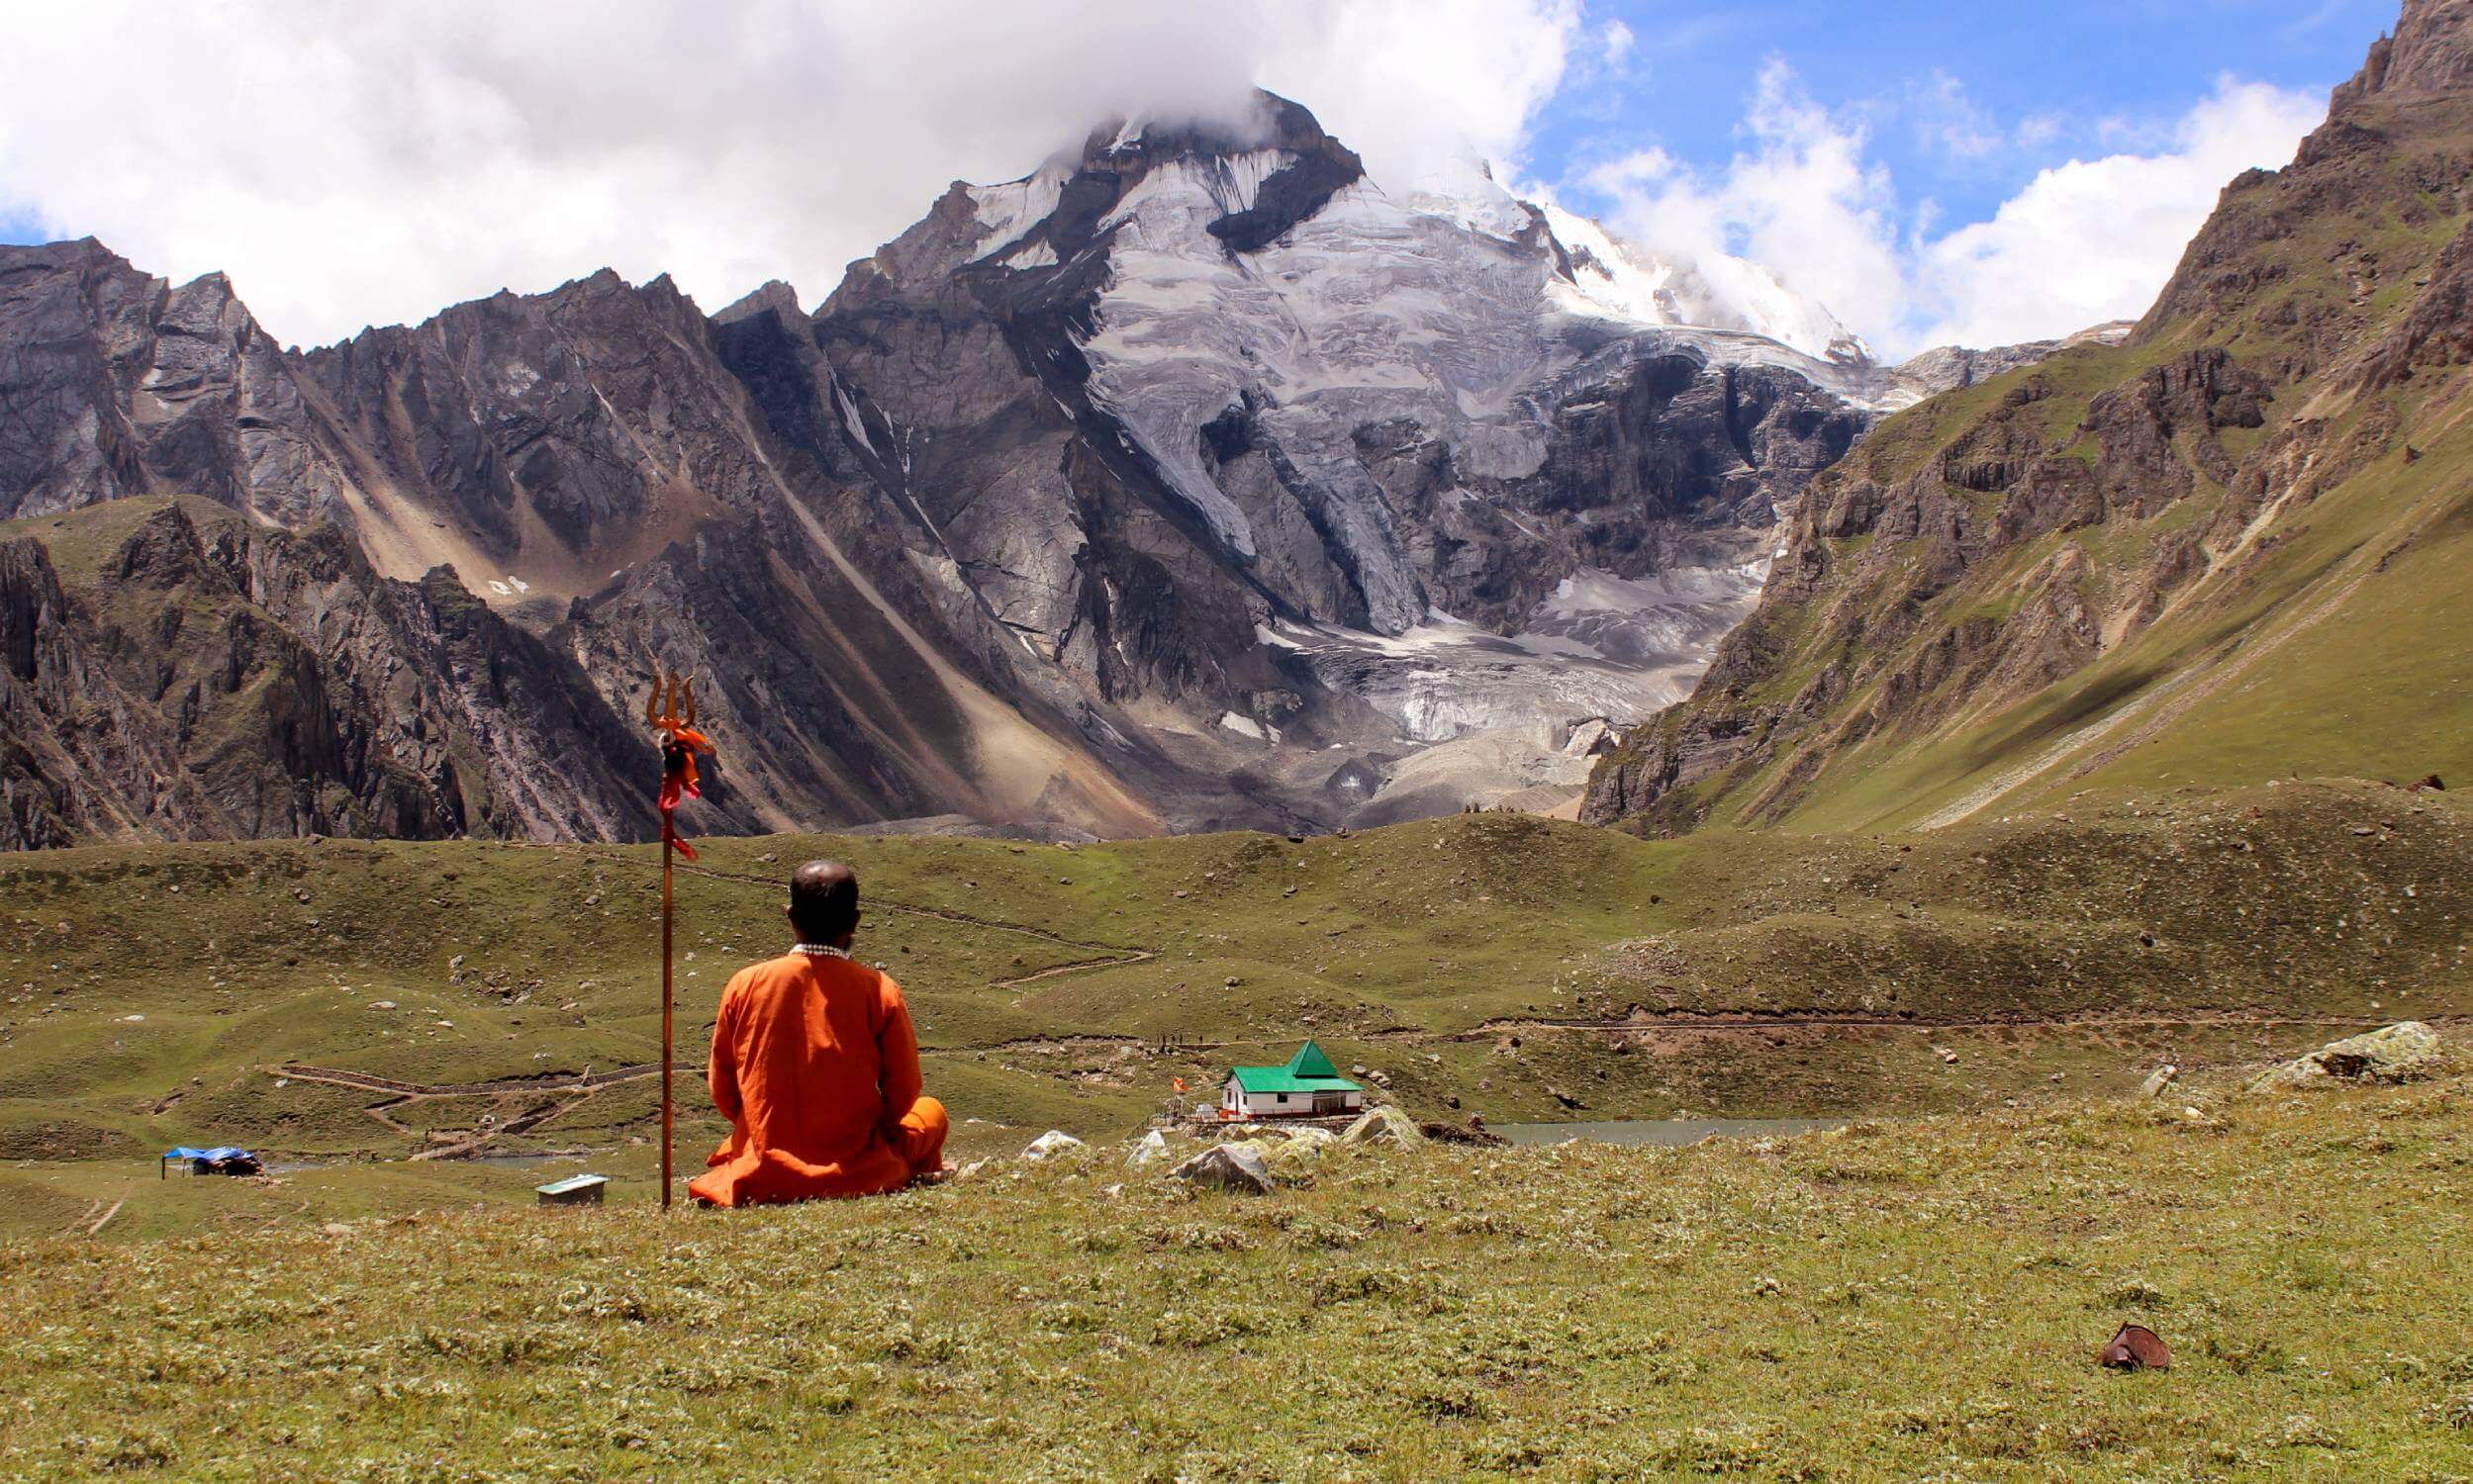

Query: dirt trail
left=1453, top=1010, right=2464, bottom=1039
left=536, top=842, right=1163, bottom=996
left=270, top=1062, right=685, bottom=1162
left=275, top=1062, right=676, bottom=1097
left=992, top=951, right=1157, bottom=989
left=532, top=843, right=1147, bottom=955
left=406, top=1091, right=595, bottom=1162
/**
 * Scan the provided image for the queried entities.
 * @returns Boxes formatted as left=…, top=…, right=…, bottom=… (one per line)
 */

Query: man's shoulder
left=725, top=955, right=804, bottom=993
left=731, top=953, right=887, bottom=992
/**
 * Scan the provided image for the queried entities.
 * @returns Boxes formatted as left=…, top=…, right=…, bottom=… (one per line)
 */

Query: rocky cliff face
left=0, top=244, right=1165, bottom=846
left=0, top=499, right=649, bottom=850
left=1, top=91, right=2054, bottom=847
left=1585, top=0, right=2473, bottom=833
left=0, top=241, right=349, bottom=527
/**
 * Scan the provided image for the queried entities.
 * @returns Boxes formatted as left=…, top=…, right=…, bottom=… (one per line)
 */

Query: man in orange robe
left=688, top=860, right=949, bottom=1206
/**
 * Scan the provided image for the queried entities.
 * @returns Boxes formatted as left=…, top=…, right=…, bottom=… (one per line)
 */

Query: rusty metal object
left=2099, top=1323, right=2171, bottom=1370
left=642, top=666, right=714, bottom=1212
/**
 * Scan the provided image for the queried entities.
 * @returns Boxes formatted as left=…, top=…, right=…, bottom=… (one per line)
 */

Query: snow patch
left=833, top=381, right=877, bottom=457
left=967, top=161, right=1070, bottom=262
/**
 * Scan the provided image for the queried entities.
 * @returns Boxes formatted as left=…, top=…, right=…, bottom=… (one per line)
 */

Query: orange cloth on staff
left=688, top=952, right=947, bottom=1207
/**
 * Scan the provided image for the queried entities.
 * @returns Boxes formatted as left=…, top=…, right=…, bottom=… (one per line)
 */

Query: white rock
left=1169, top=1143, right=1276, bottom=1194
left=1021, top=1130, right=1085, bottom=1160
left=1339, top=1105, right=1425, bottom=1147
left=1127, top=1130, right=1171, bottom=1169
left=2247, top=1022, right=2445, bottom=1091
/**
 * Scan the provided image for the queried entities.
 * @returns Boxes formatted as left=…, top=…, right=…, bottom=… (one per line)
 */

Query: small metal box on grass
left=535, top=1174, right=609, bottom=1206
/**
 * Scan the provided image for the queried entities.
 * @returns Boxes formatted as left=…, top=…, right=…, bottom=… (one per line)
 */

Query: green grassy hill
left=3, top=779, right=2465, bottom=1243
left=1583, top=30, right=2473, bottom=837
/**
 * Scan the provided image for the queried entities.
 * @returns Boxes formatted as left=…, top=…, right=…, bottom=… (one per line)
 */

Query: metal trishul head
left=644, top=668, right=700, bottom=736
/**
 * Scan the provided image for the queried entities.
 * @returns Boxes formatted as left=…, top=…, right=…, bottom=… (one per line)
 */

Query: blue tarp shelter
left=160, top=1146, right=261, bottom=1178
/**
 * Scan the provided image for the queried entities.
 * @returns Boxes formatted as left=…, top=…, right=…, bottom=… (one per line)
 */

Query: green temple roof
left=1228, top=1040, right=1362, bottom=1094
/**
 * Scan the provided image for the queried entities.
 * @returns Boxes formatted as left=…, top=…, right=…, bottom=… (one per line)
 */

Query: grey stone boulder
left=1021, top=1130, right=1086, bottom=1160
left=1170, top=1144, right=1276, bottom=1194
left=1127, top=1130, right=1172, bottom=1169
left=2247, top=1022, right=2445, bottom=1092
left=1339, top=1105, right=1426, bottom=1148
left=2137, top=1065, right=2178, bottom=1099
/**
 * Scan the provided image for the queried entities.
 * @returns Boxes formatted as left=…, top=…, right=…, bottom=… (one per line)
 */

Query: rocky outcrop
left=1584, top=341, right=2273, bottom=830
left=2360, top=216, right=2473, bottom=386
left=1889, top=323, right=2136, bottom=400
left=1168, top=1143, right=1277, bottom=1193
left=2331, top=0, right=2473, bottom=111
left=0, top=499, right=652, bottom=850
left=2247, top=1022, right=2446, bottom=1089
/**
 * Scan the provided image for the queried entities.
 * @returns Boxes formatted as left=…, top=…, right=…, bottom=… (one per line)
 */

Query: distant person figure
left=688, top=860, right=949, bottom=1206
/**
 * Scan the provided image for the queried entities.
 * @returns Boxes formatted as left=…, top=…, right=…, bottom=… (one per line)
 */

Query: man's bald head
left=789, top=859, right=860, bottom=945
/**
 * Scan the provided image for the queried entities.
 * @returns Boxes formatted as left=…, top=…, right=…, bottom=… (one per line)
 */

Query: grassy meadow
left=2, top=1065, right=2467, bottom=1478
left=0, top=774, right=2465, bottom=1475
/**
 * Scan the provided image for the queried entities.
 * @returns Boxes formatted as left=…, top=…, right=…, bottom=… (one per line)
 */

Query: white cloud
left=0, top=5, right=2329, bottom=365
left=1573, top=64, right=2325, bottom=357
left=2015, top=113, right=2066, bottom=149
left=1254, top=0, right=1578, bottom=192
left=0, top=0, right=1576, bottom=347
left=1915, top=78, right=2326, bottom=349
left=1583, top=59, right=1914, bottom=352
left=1601, top=20, right=1637, bottom=67
left=1909, top=70, right=2002, bottom=160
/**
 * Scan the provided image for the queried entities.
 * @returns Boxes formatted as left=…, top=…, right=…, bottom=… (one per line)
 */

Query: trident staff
left=645, top=671, right=713, bottom=1210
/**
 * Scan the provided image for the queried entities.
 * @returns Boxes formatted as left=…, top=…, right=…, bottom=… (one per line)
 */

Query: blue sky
left=0, top=1, right=2395, bottom=354
left=1538, top=0, right=2385, bottom=232
left=1504, top=0, right=2385, bottom=350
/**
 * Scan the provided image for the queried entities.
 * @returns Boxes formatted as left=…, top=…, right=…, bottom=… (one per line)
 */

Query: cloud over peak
left=0, top=2, right=2329, bottom=360
left=0, top=0, right=1576, bottom=346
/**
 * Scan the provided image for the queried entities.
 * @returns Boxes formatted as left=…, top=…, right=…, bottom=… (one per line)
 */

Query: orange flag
left=647, top=674, right=713, bottom=860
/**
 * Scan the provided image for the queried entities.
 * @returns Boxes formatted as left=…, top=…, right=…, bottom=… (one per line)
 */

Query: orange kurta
left=688, top=951, right=948, bottom=1207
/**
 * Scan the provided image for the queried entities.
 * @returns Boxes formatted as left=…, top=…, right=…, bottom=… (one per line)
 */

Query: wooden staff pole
left=661, top=824, right=675, bottom=1209
left=647, top=667, right=708, bottom=1212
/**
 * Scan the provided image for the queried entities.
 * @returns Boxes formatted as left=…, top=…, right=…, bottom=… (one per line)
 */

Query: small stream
left=1491, top=1117, right=1843, bottom=1148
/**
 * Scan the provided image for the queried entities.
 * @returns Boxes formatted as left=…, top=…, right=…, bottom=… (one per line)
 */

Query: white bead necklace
left=791, top=943, right=851, bottom=959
